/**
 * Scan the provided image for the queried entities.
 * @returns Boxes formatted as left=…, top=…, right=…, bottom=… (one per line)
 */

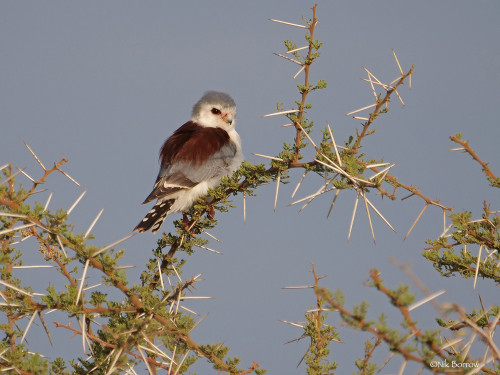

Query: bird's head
left=191, top=91, right=236, bottom=131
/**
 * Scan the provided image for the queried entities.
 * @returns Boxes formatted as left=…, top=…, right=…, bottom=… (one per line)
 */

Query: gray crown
left=192, top=91, right=236, bottom=117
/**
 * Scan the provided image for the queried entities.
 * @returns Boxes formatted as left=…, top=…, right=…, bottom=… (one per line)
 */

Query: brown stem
left=450, top=136, right=498, bottom=182
left=294, top=4, right=318, bottom=162
left=351, top=66, right=414, bottom=154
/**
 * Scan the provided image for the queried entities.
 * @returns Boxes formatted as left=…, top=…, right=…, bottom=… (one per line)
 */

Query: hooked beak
left=222, top=113, right=234, bottom=125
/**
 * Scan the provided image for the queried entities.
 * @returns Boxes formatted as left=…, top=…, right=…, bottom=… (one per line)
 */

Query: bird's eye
left=211, top=108, right=221, bottom=115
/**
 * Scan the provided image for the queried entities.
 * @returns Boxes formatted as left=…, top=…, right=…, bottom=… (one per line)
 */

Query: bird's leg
left=204, top=196, right=216, bottom=220
left=183, top=213, right=190, bottom=232
left=208, top=205, right=216, bottom=220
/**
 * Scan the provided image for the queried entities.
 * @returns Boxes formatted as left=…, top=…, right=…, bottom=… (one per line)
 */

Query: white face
left=194, top=102, right=236, bottom=131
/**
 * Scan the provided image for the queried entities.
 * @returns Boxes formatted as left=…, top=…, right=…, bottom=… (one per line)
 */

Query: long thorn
left=171, top=263, right=182, bottom=282
left=361, top=78, right=392, bottom=90
left=296, top=122, right=318, bottom=149
left=189, top=313, right=209, bottom=333
left=83, top=283, right=102, bottom=291
left=473, top=245, right=482, bottom=291
left=291, top=170, right=308, bottom=199
left=289, top=186, right=335, bottom=207
left=273, top=52, right=302, bottom=65
left=140, top=332, right=173, bottom=361
left=369, top=164, right=396, bottom=181
left=12, top=265, right=54, bottom=269
left=439, top=222, right=453, bottom=238
left=56, top=234, right=68, bottom=258
left=243, top=192, right=246, bottom=224
left=326, top=122, right=342, bottom=167
left=79, top=314, right=87, bottom=354
left=286, top=46, right=308, bottom=54
left=327, top=189, right=340, bottom=218
left=0, top=223, right=35, bottom=236
left=361, top=66, right=383, bottom=85
left=268, top=18, right=308, bottom=29
left=38, top=312, right=53, bottom=346
left=0, top=168, right=25, bottom=187
left=392, top=87, right=405, bottom=106
left=442, top=209, right=446, bottom=235
left=58, top=168, right=82, bottom=188
left=440, top=337, right=463, bottom=351
left=137, top=346, right=154, bottom=375
left=67, top=189, right=88, bottom=216
left=174, top=350, right=191, bottom=375
left=0, top=280, right=33, bottom=297
left=345, top=103, right=377, bottom=116
left=84, top=208, right=104, bottom=239
left=251, top=153, right=284, bottom=162
left=169, top=345, right=178, bottom=375
left=105, top=348, right=122, bottom=375
left=397, top=360, right=407, bottom=375
left=404, top=204, right=429, bottom=240
left=20, top=310, right=38, bottom=345
left=262, top=109, right=300, bottom=117
left=293, top=66, right=305, bottom=79
left=314, top=158, right=357, bottom=186
left=75, top=259, right=90, bottom=306
left=408, top=290, right=446, bottom=311
left=193, top=244, right=222, bottom=255
left=366, top=71, right=378, bottom=100
left=43, top=192, right=53, bottom=211
left=274, top=171, right=281, bottom=212
left=361, top=191, right=376, bottom=244
left=24, top=142, right=46, bottom=171
left=392, top=49, right=404, bottom=75
left=364, top=196, right=396, bottom=232
left=0, top=212, right=27, bottom=219
left=279, top=319, right=305, bottom=328
left=299, top=186, right=328, bottom=212
left=348, top=193, right=360, bottom=242
left=17, top=168, right=36, bottom=183
left=92, top=233, right=136, bottom=257
left=157, top=258, right=165, bottom=292
left=201, top=230, right=221, bottom=243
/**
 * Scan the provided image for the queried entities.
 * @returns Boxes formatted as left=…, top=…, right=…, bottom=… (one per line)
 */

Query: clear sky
left=1, top=1, right=499, bottom=374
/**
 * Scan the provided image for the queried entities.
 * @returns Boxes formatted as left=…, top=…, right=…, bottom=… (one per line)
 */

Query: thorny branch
left=293, top=4, right=318, bottom=163
left=53, top=321, right=171, bottom=371
left=2, top=4, right=498, bottom=375
left=450, top=135, right=499, bottom=187
left=351, top=66, right=413, bottom=155
left=317, top=269, right=499, bottom=374
left=1, top=158, right=261, bottom=374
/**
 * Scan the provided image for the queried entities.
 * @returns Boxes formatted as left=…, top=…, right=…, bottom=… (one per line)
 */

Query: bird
left=134, top=91, right=243, bottom=233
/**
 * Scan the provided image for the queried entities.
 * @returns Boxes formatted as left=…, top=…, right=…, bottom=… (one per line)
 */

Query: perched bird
left=134, top=91, right=243, bottom=233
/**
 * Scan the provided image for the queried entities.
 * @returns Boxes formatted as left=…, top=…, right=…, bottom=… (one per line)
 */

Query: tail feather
left=134, top=199, right=175, bottom=233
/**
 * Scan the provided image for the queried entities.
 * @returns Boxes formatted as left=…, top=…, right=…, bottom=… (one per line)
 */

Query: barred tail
left=134, top=199, right=175, bottom=233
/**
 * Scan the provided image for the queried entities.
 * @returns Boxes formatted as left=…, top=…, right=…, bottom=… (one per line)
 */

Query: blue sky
left=1, top=2, right=499, bottom=374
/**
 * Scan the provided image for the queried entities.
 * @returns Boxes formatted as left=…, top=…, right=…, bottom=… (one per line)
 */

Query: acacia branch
left=351, top=66, right=414, bottom=154
left=53, top=321, right=171, bottom=371
left=294, top=4, right=318, bottom=162
left=450, top=135, right=498, bottom=184
left=369, top=270, right=447, bottom=358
